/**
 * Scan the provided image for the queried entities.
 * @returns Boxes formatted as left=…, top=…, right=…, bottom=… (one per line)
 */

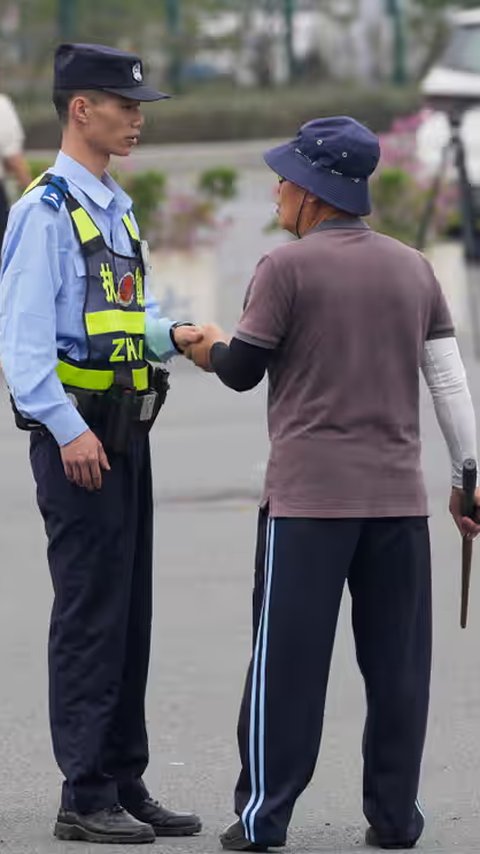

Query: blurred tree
left=409, top=0, right=480, bottom=78
left=384, top=0, right=407, bottom=85
left=58, top=0, right=77, bottom=39
left=283, top=0, right=295, bottom=81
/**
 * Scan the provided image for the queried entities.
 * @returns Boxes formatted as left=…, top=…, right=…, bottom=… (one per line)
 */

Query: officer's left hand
left=449, top=486, right=480, bottom=539
left=173, top=324, right=203, bottom=353
left=60, top=429, right=111, bottom=492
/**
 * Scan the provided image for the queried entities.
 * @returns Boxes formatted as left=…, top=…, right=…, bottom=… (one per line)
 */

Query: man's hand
left=186, top=323, right=230, bottom=371
left=60, top=429, right=111, bottom=491
left=449, top=486, right=480, bottom=539
left=172, top=324, right=203, bottom=353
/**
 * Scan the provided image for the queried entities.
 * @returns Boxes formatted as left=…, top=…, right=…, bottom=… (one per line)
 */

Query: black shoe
left=125, top=797, right=202, bottom=837
left=365, top=826, right=417, bottom=849
left=54, top=804, right=155, bottom=843
left=219, top=819, right=285, bottom=852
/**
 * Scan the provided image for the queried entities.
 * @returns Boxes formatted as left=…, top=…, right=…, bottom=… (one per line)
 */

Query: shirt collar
left=53, top=151, right=133, bottom=214
left=307, top=217, right=369, bottom=235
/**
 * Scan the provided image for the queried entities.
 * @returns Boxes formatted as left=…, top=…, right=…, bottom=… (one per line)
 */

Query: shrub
left=368, top=112, right=458, bottom=246
left=120, top=171, right=167, bottom=236
left=369, top=167, right=427, bottom=246
left=116, top=166, right=238, bottom=249
left=22, top=85, right=422, bottom=148
left=27, top=158, right=51, bottom=180
left=197, top=166, right=238, bottom=200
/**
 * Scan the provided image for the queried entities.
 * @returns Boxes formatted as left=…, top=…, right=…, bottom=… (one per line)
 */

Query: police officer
left=186, top=117, right=480, bottom=850
left=0, top=44, right=202, bottom=844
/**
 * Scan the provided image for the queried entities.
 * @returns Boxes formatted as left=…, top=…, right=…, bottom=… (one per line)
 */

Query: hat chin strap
left=294, top=191, right=308, bottom=239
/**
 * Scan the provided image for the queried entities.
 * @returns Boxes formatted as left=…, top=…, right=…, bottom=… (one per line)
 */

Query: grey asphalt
left=1, top=155, right=480, bottom=853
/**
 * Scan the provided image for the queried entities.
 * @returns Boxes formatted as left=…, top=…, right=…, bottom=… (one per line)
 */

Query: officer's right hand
left=60, top=430, right=111, bottom=491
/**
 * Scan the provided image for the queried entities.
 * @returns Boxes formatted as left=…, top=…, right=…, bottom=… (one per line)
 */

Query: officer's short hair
left=53, top=89, right=107, bottom=124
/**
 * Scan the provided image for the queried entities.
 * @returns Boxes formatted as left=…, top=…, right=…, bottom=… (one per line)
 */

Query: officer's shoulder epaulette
left=40, top=174, right=69, bottom=212
left=23, top=172, right=69, bottom=212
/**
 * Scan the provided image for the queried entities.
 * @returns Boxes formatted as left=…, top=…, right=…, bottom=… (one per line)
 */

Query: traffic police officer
left=186, top=117, right=480, bottom=850
left=0, top=44, right=202, bottom=844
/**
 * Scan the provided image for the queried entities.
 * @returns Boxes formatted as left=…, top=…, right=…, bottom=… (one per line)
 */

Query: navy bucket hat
left=54, top=43, right=170, bottom=102
left=264, top=116, right=380, bottom=216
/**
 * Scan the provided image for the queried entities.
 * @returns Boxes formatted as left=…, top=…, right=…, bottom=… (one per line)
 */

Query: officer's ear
left=69, top=92, right=104, bottom=126
left=69, top=94, right=91, bottom=126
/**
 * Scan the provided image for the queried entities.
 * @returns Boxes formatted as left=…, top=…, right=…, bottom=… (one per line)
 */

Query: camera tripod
left=416, top=110, right=480, bottom=359
left=416, top=111, right=480, bottom=260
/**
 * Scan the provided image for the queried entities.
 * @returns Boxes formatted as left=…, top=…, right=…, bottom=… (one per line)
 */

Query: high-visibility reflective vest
left=26, top=173, right=149, bottom=392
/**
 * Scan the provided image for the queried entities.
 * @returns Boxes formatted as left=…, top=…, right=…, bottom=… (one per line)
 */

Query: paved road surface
left=1, top=150, right=479, bottom=853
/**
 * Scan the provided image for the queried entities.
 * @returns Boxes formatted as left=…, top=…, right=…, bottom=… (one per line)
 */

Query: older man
left=187, top=116, right=480, bottom=851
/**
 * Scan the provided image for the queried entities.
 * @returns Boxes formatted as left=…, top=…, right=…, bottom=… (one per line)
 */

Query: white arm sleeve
left=421, top=337, right=477, bottom=487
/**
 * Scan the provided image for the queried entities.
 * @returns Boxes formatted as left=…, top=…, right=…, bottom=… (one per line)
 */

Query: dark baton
left=461, top=458, right=477, bottom=629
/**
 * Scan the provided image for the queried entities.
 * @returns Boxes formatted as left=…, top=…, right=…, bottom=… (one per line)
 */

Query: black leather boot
left=54, top=804, right=155, bottom=843
left=124, top=797, right=202, bottom=837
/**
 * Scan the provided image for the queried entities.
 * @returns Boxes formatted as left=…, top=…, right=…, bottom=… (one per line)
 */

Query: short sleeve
left=235, top=254, right=293, bottom=350
left=426, top=275, right=455, bottom=341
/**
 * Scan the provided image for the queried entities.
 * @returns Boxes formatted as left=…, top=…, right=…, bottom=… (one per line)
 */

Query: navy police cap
left=54, top=43, right=170, bottom=102
left=264, top=116, right=380, bottom=216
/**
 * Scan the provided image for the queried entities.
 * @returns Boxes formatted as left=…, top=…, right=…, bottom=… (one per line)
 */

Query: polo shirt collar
left=54, top=151, right=133, bottom=214
left=307, top=218, right=370, bottom=236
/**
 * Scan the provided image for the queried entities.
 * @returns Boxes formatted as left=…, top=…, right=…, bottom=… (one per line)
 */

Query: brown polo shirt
left=235, top=220, right=454, bottom=518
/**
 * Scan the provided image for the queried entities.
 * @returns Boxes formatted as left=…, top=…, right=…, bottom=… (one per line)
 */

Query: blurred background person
left=0, top=91, right=31, bottom=243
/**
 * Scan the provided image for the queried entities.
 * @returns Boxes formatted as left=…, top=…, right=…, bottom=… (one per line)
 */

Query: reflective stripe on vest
left=22, top=171, right=47, bottom=196
left=70, top=206, right=102, bottom=243
left=56, top=361, right=149, bottom=391
left=85, top=309, right=145, bottom=336
left=122, top=212, right=140, bottom=242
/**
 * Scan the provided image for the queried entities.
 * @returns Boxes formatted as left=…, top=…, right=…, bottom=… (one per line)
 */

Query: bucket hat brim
left=264, top=142, right=372, bottom=216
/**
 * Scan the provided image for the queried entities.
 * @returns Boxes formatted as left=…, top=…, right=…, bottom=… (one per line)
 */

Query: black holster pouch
left=102, top=384, right=136, bottom=454
left=148, top=365, right=170, bottom=428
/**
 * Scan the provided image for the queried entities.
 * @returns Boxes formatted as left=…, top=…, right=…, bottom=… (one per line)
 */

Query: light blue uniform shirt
left=0, top=152, right=179, bottom=446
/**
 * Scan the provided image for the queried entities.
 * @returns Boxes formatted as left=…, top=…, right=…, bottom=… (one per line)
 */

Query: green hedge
left=22, top=84, right=422, bottom=149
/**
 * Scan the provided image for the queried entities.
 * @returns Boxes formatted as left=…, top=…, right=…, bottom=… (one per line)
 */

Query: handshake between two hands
left=172, top=323, right=229, bottom=372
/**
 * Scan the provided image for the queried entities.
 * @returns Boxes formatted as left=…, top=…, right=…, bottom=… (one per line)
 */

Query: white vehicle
left=417, top=8, right=480, bottom=186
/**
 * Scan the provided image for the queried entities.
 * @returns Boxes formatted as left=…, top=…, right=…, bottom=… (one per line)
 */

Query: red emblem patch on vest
left=117, top=272, right=135, bottom=307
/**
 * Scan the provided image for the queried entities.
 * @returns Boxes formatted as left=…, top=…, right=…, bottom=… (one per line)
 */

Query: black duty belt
left=10, top=366, right=170, bottom=455
left=65, top=387, right=158, bottom=424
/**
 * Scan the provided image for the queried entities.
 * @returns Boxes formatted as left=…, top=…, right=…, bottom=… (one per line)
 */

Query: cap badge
left=132, top=62, right=143, bottom=82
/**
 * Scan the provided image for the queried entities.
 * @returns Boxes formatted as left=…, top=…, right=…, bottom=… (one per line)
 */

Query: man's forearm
left=421, top=337, right=478, bottom=486
left=210, top=337, right=270, bottom=391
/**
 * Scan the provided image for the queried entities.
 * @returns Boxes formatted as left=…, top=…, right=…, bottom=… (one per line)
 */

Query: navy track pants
left=235, top=509, right=431, bottom=848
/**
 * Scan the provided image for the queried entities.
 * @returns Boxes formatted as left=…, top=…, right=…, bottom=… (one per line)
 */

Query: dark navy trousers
left=30, top=426, right=153, bottom=814
left=235, top=509, right=431, bottom=848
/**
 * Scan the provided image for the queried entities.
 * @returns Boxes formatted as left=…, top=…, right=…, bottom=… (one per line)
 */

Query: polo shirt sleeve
left=426, top=274, right=455, bottom=341
left=235, top=254, right=293, bottom=350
